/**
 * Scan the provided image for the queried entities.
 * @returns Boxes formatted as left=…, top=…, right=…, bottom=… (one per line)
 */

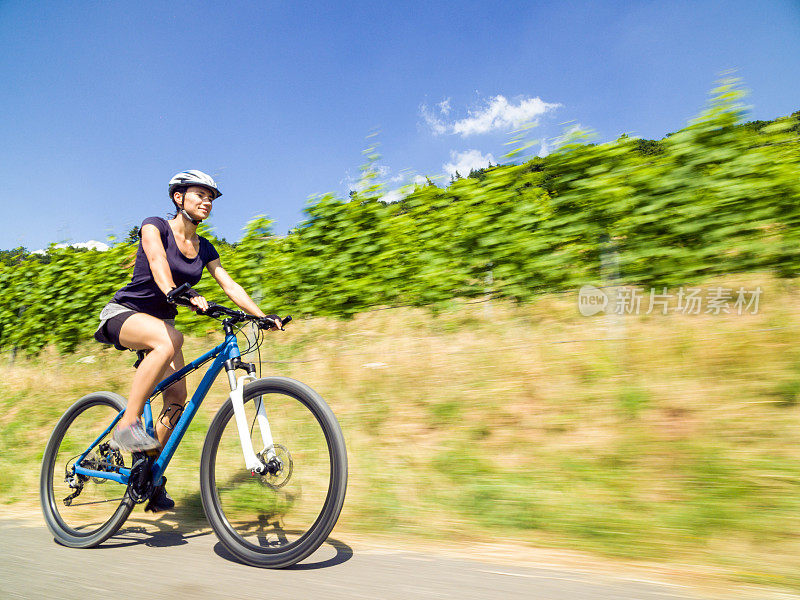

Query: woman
left=94, top=169, right=280, bottom=512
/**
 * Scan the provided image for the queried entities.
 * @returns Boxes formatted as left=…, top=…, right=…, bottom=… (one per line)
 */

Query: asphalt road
left=0, top=517, right=743, bottom=600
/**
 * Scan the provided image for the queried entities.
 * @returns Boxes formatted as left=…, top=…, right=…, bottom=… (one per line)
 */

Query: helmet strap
left=177, top=195, right=202, bottom=226
left=180, top=209, right=201, bottom=226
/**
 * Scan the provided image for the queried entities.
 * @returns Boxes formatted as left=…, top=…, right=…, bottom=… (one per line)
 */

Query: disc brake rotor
left=257, top=444, right=293, bottom=489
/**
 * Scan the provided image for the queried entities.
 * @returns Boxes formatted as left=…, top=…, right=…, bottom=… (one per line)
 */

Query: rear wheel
left=200, top=377, right=347, bottom=568
left=40, top=392, right=134, bottom=547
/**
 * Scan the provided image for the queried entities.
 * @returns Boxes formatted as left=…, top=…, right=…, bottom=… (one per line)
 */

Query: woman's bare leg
left=155, top=349, right=187, bottom=448
left=117, top=313, right=184, bottom=429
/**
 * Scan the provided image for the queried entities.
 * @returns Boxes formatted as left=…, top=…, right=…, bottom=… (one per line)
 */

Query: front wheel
left=200, top=377, right=347, bottom=568
left=40, top=392, right=134, bottom=548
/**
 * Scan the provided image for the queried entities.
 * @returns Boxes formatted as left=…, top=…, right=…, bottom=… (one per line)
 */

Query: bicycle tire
left=200, top=377, right=347, bottom=568
left=40, top=391, right=135, bottom=548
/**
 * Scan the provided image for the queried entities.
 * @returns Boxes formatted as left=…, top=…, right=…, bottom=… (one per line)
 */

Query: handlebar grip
left=166, top=282, right=194, bottom=306
left=201, top=302, right=225, bottom=317
left=282, top=315, right=292, bottom=326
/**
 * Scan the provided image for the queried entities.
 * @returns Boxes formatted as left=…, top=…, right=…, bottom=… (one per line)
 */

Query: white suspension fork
left=228, top=374, right=276, bottom=474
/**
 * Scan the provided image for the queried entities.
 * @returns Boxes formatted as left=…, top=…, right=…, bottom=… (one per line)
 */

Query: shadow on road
left=93, top=515, right=353, bottom=570
left=213, top=537, right=354, bottom=570
left=98, top=516, right=212, bottom=549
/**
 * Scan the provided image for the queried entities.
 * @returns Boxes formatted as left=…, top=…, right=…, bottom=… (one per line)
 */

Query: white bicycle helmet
left=168, top=170, right=222, bottom=200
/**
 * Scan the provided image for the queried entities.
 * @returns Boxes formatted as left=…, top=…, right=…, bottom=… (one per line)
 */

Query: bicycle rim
left=41, top=394, right=133, bottom=544
left=204, top=382, right=344, bottom=561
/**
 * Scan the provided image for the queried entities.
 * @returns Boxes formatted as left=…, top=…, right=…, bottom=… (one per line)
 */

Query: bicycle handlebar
left=167, top=283, right=291, bottom=330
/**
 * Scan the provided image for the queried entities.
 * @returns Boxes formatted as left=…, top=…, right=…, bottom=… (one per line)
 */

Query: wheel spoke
left=40, top=394, right=133, bottom=547
left=212, top=391, right=331, bottom=548
left=200, top=378, right=347, bottom=567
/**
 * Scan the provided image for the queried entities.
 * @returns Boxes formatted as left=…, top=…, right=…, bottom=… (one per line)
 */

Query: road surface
left=0, top=516, right=783, bottom=600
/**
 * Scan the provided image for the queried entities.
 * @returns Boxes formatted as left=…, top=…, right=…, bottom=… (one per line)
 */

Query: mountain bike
left=39, top=286, right=348, bottom=568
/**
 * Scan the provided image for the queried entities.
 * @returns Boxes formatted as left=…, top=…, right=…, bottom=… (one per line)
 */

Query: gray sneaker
left=109, top=421, right=161, bottom=452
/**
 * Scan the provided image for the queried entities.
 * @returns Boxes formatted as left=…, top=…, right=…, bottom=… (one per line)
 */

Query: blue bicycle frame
left=71, top=330, right=243, bottom=487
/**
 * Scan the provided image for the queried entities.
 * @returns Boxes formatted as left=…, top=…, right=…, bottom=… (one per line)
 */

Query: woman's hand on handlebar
left=189, top=295, right=210, bottom=313
left=165, top=283, right=209, bottom=312
left=167, top=283, right=290, bottom=329
left=258, top=314, right=282, bottom=331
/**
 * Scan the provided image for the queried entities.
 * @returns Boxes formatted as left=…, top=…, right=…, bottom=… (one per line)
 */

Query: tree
left=125, top=226, right=140, bottom=244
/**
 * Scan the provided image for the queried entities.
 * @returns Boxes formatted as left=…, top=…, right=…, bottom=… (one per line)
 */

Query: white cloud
left=343, top=164, right=427, bottom=202
left=77, top=240, right=110, bottom=251
left=552, top=124, right=586, bottom=149
left=340, top=169, right=357, bottom=189
left=535, top=124, right=588, bottom=158
left=452, top=96, right=561, bottom=137
left=32, top=240, right=110, bottom=255
left=381, top=189, right=405, bottom=204
left=421, top=95, right=561, bottom=137
left=420, top=103, right=448, bottom=135
left=538, top=138, right=551, bottom=158
left=442, top=149, right=496, bottom=178
left=381, top=169, right=428, bottom=203
left=342, top=163, right=395, bottom=194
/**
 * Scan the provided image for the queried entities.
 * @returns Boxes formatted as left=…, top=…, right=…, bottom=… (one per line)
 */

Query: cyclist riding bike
left=93, top=169, right=281, bottom=512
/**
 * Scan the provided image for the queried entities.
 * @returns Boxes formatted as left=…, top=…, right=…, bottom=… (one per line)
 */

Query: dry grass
left=3, top=272, right=800, bottom=591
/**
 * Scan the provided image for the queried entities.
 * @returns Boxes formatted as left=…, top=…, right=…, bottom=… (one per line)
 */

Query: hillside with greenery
left=0, top=80, right=798, bottom=355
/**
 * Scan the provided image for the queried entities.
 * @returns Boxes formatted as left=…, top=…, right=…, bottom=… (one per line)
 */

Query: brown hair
left=169, top=186, right=188, bottom=219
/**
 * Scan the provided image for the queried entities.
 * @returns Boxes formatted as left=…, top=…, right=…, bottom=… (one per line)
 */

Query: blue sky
left=1, top=1, right=798, bottom=251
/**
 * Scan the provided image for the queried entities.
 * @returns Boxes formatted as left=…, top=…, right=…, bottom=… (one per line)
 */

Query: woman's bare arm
left=140, top=224, right=177, bottom=295
left=206, top=258, right=266, bottom=318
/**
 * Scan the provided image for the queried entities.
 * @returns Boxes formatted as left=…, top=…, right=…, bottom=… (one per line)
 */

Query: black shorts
left=94, top=311, right=136, bottom=351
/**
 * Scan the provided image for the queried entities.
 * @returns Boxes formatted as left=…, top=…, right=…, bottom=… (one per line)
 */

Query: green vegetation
left=1, top=80, right=798, bottom=355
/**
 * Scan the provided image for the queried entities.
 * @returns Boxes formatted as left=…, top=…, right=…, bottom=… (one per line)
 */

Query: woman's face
left=182, top=186, right=215, bottom=219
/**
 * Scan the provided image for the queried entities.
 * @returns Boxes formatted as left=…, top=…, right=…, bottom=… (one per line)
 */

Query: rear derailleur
left=63, top=442, right=124, bottom=506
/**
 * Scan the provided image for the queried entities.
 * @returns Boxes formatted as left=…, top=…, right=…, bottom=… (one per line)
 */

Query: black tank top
left=112, top=216, right=220, bottom=319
